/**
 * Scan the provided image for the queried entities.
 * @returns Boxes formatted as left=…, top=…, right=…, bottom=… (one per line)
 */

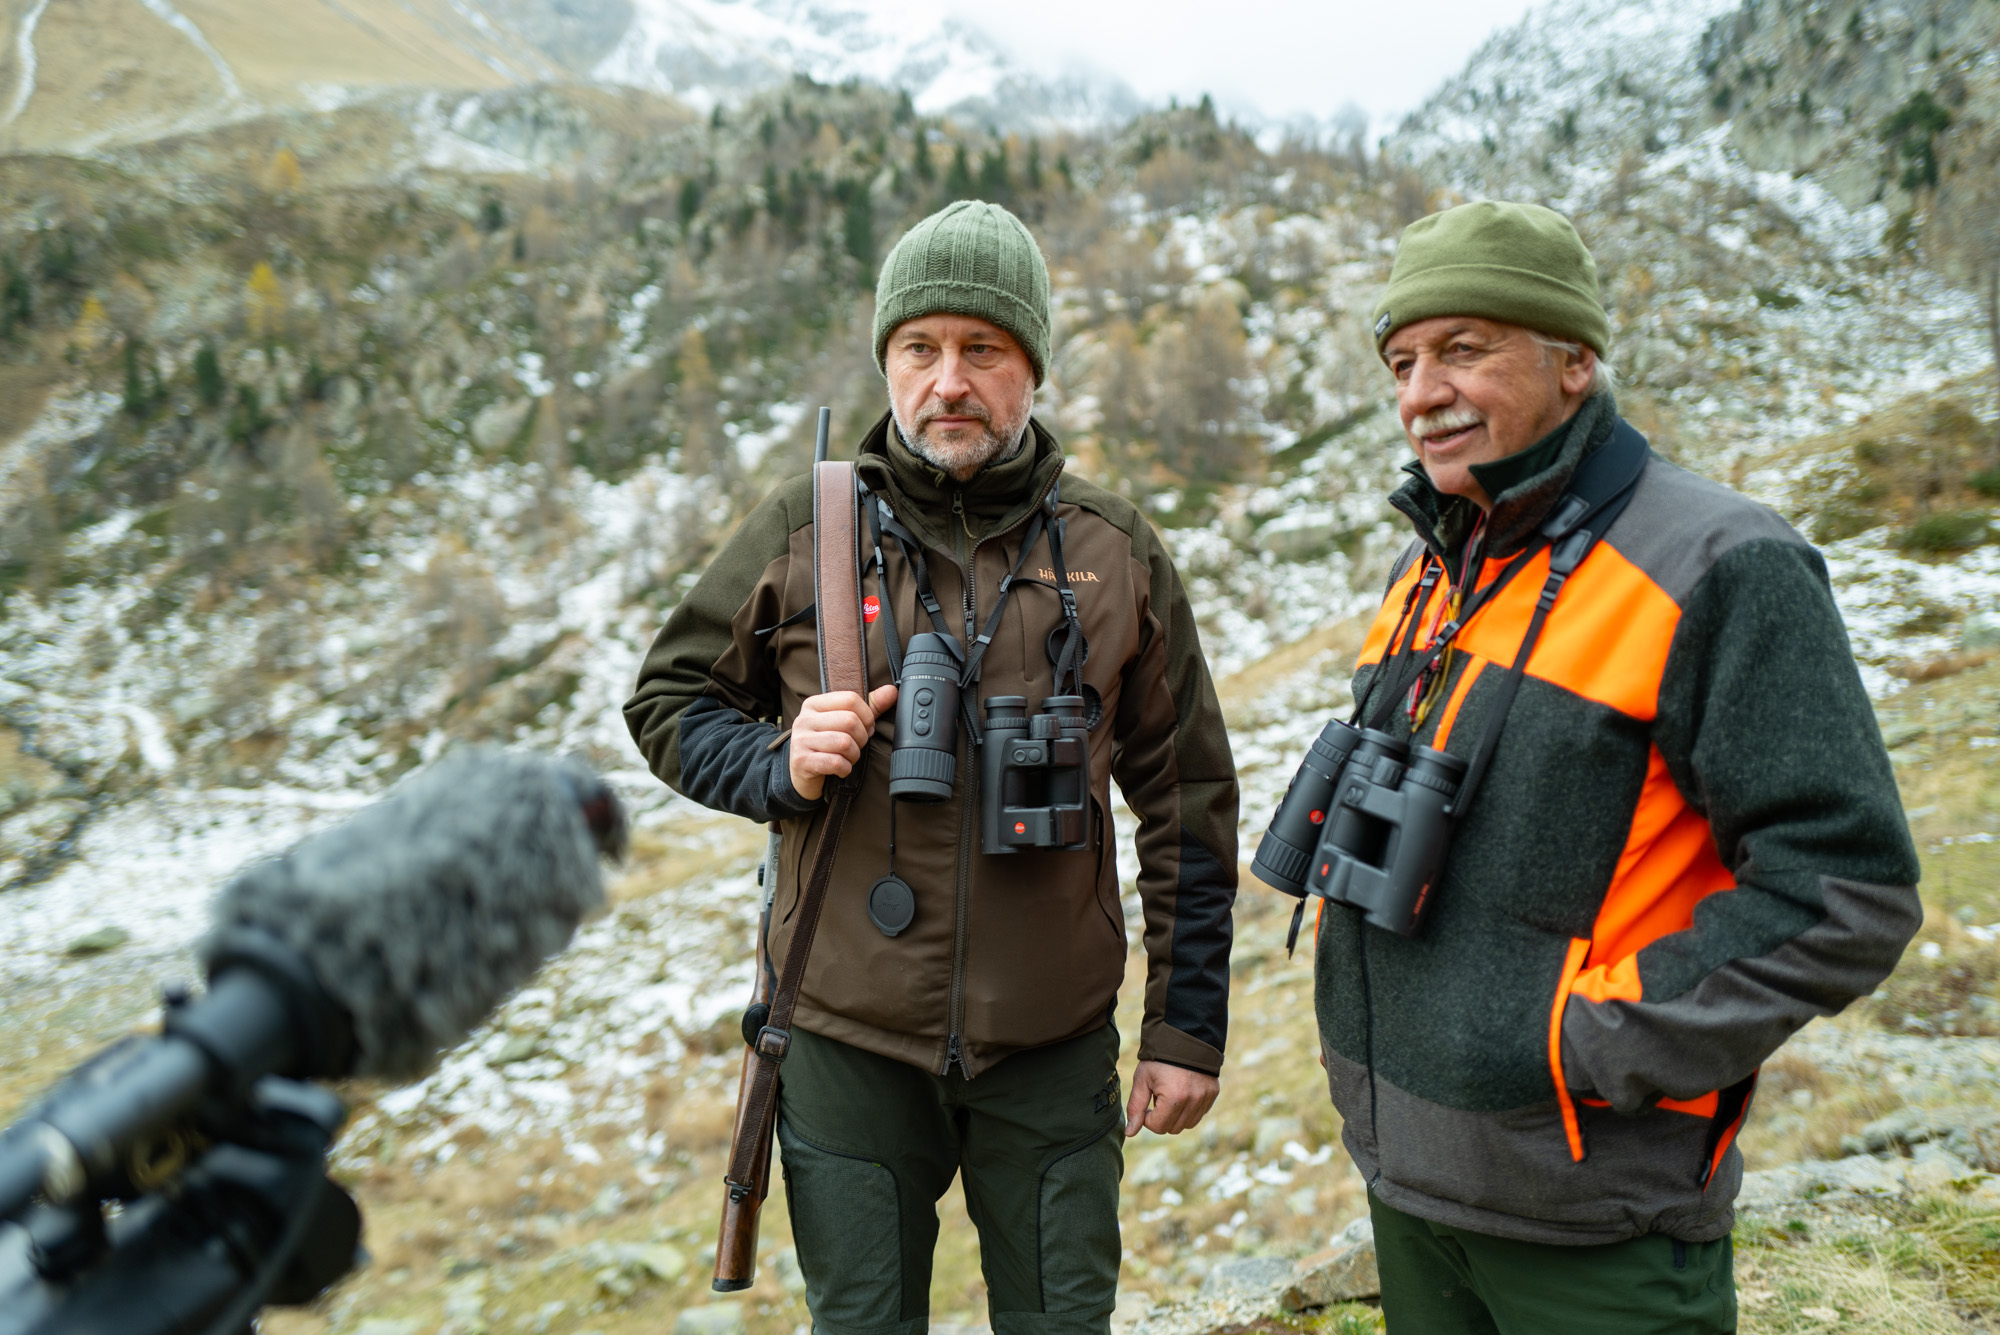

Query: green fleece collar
left=1388, top=392, right=1619, bottom=560
left=854, top=411, right=1065, bottom=553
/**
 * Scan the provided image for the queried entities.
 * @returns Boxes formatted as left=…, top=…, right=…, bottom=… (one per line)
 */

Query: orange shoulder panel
left=1451, top=541, right=1681, bottom=720
left=1355, top=557, right=1444, bottom=668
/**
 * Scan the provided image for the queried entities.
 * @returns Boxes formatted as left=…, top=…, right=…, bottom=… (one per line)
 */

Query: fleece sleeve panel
left=1561, top=538, right=1922, bottom=1112
left=625, top=480, right=816, bottom=819
left=1110, top=517, right=1239, bottom=1075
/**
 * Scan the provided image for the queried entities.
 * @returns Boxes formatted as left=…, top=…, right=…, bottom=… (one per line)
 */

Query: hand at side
left=1125, top=1060, right=1220, bottom=1137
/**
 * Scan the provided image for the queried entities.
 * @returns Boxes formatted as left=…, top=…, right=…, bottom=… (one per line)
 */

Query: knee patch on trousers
left=778, top=1117, right=925, bottom=1335
left=1024, top=1123, right=1121, bottom=1323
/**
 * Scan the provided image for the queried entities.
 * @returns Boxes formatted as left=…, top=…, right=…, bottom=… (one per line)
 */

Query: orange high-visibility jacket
left=1316, top=401, right=1919, bottom=1245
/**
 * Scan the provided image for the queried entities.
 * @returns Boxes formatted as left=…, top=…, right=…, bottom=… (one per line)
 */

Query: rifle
left=713, top=405, right=865, bottom=1293
left=711, top=824, right=780, bottom=1292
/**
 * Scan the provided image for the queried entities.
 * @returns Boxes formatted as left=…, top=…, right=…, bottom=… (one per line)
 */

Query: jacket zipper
left=941, top=469, right=1063, bottom=1078
left=947, top=488, right=975, bottom=1075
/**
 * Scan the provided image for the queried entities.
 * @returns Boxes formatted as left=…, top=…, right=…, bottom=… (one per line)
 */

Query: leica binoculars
left=1251, top=718, right=1467, bottom=936
left=887, top=633, right=1091, bottom=852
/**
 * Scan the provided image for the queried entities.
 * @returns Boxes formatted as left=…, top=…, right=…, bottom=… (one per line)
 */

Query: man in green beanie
left=1288, top=199, right=1919, bottom=1332
left=628, top=200, right=1239, bottom=1334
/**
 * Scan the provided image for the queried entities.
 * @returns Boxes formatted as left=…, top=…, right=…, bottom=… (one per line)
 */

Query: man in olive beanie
left=1289, top=199, right=1918, bottom=1332
left=628, top=199, right=1238, bottom=1334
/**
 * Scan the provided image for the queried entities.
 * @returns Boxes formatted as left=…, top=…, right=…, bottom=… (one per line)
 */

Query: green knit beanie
left=1371, top=201, right=1609, bottom=356
left=873, top=201, right=1052, bottom=386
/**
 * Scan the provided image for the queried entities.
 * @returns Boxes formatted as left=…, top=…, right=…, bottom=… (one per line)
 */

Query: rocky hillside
left=3, top=0, right=2000, bottom=1330
left=0, top=0, right=1132, bottom=154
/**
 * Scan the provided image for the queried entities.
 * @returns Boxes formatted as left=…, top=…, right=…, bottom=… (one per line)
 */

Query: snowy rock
left=64, top=924, right=129, bottom=955
left=628, top=1242, right=686, bottom=1282
left=1846, top=1107, right=1947, bottom=1155
left=0, top=729, right=66, bottom=813
left=496, top=1032, right=542, bottom=1064
left=672, top=1304, right=746, bottom=1335
left=1941, top=1112, right=2000, bottom=1171
left=1282, top=1216, right=1379, bottom=1309
left=1197, top=1255, right=1293, bottom=1301
left=2, top=799, right=87, bottom=868
left=1906, top=1145, right=1987, bottom=1195
left=1110, top=1290, right=1156, bottom=1331
left=1252, top=1116, right=1304, bottom=1158
left=1737, top=1153, right=1909, bottom=1210
left=472, top=398, right=535, bottom=452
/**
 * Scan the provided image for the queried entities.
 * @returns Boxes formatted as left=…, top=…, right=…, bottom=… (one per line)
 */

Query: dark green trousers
left=1369, top=1191, right=1737, bottom=1334
left=777, top=1024, right=1124, bottom=1335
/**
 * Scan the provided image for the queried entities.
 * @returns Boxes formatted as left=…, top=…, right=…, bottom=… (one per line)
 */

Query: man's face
left=1383, top=316, right=1595, bottom=509
left=885, top=314, right=1036, bottom=482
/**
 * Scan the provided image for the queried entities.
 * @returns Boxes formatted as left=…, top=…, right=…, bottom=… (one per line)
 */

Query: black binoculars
left=1252, top=719, right=1466, bottom=936
left=979, top=695, right=1091, bottom=853
left=887, top=638, right=1093, bottom=854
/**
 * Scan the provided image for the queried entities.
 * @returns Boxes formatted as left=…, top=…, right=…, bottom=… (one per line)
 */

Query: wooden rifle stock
left=712, top=896, right=775, bottom=1292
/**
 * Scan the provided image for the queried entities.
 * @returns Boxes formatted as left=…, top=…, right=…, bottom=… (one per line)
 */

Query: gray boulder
left=1197, top=1255, right=1293, bottom=1302
left=1281, top=1216, right=1379, bottom=1309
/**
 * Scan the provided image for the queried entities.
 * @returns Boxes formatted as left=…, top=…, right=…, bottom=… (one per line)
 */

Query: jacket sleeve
left=624, top=479, right=823, bottom=823
left=1110, top=519, right=1240, bottom=1076
left=1561, top=537, right=1922, bottom=1112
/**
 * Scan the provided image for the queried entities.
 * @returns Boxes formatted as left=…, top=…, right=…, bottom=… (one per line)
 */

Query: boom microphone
left=0, top=747, right=624, bottom=1224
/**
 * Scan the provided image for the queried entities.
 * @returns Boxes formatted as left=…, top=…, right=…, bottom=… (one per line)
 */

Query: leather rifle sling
left=724, top=460, right=868, bottom=1194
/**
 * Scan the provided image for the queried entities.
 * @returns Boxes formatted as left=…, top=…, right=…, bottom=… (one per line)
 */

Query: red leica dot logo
left=1310, top=810, right=1325, bottom=824
left=1014, top=822, right=1027, bottom=834
left=862, top=596, right=881, bottom=624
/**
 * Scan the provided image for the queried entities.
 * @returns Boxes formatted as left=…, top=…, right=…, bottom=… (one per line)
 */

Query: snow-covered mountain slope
left=0, top=0, right=1137, bottom=154
left=1392, top=0, right=1740, bottom=191
left=590, top=0, right=1138, bottom=124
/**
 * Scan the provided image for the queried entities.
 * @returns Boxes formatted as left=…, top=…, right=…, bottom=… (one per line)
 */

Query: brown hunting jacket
left=625, top=414, right=1238, bottom=1078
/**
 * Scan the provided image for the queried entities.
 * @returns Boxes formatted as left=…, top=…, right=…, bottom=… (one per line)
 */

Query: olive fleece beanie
left=1371, top=200, right=1609, bottom=356
left=873, top=201, right=1052, bottom=385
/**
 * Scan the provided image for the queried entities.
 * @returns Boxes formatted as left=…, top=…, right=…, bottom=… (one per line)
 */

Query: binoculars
left=979, top=695, right=1091, bottom=853
left=1252, top=719, right=1466, bottom=936
left=886, top=633, right=1092, bottom=853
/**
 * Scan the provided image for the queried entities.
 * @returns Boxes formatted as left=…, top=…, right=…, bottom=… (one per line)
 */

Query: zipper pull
left=946, top=1033, right=964, bottom=1076
left=953, top=491, right=975, bottom=541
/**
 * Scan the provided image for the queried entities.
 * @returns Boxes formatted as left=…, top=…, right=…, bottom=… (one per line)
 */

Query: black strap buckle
left=754, top=1025, right=792, bottom=1060
left=1549, top=528, right=1593, bottom=576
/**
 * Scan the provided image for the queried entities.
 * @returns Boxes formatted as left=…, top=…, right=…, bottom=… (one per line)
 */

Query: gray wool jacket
left=1316, top=396, right=1921, bottom=1244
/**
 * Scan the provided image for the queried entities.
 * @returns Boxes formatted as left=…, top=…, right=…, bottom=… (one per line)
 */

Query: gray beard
left=892, top=402, right=1031, bottom=479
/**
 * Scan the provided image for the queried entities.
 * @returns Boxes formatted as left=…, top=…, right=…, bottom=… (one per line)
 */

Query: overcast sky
left=952, top=0, right=1546, bottom=136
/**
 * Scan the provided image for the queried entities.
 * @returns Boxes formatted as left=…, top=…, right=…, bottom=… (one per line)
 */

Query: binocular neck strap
left=1360, top=540, right=1539, bottom=734
left=1353, top=556, right=1441, bottom=729
left=1447, top=539, right=1580, bottom=819
left=866, top=487, right=960, bottom=652
left=958, top=505, right=1051, bottom=691
left=1041, top=486, right=1088, bottom=699
left=861, top=485, right=908, bottom=684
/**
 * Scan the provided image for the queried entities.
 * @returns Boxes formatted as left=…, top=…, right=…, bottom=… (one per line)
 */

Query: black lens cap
left=868, top=875, right=916, bottom=937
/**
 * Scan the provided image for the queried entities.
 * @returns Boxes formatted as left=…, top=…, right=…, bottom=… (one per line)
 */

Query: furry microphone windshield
left=202, top=748, right=612, bottom=1082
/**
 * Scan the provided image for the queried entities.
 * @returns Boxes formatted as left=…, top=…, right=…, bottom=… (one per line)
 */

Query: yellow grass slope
left=0, top=0, right=557, bottom=152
